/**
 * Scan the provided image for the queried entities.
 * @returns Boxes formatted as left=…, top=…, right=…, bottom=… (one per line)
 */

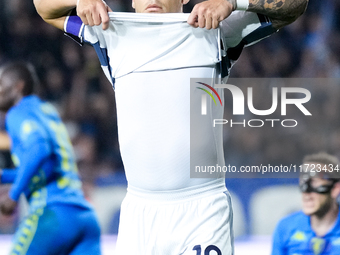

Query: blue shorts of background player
left=12, top=204, right=101, bottom=255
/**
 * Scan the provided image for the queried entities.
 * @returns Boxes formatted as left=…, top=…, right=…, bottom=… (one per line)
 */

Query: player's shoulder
left=220, top=10, right=275, bottom=50
left=6, top=102, right=28, bottom=125
left=276, top=211, right=307, bottom=231
left=6, top=110, right=27, bottom=140
left=272, top=211, right=311, bottom=245
left=6, top=96, right=43, bottom=132
left=280, top=210, right=306, bottom=222
left=8, top=95, right=37, bottom=116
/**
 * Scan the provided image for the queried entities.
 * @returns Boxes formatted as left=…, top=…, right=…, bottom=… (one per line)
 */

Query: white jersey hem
left=108, top=12, right=190, bottom=23
left=127, top=179, right=226, bottom=203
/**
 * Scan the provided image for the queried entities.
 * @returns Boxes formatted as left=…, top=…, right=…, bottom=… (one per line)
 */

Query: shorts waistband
left=127, top=179, right=226, bottom=202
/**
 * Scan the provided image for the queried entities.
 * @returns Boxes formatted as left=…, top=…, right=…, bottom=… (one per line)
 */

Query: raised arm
left=34, top=0, right=77, bottom=30
left=34, top=0, right=112, bottom=31
left=187, top=0, right=308, bottom=30
left=247, top=0, right=308, bottom=29
left=0, top=141, right=51, bottom=215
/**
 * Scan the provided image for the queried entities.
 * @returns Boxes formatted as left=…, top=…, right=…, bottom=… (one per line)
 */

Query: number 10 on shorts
left=193, top=245, right=222, bottom=255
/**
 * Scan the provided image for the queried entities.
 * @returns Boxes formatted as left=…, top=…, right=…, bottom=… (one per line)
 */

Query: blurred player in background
left=0, top=62, right=101, bottom=255
left=33, top=0, right=308, bottom=254
left=272, top=152, right=340, bottom=255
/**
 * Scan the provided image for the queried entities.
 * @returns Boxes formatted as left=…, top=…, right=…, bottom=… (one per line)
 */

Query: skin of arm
left=247, top=0, right=309, bottom=29
left=0, top=132, right=14, bottom=215
left=34, top=0, right=77, bottom=30
left=187, top=0, right=235, bottom=29
left=0, top=195, right=17, bottom=216
left=0, top=131, right=11, bottom=151
left=34, top=0, right=308, bottom=31
left=0, top=169, right=16, bottom=215
left=34, top=0, right=111, bottom=31
left=188, top=0, right=308, bottom=29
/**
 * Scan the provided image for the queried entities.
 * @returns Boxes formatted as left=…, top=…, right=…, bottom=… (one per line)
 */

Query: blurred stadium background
left=0, top=0, right=340, bottom=254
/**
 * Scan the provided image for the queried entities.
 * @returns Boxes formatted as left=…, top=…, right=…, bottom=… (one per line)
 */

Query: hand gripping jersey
left=65, top=12, right=275, bottom=192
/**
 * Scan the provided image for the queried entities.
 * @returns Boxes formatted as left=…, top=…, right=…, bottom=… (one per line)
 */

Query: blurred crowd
left=0, top=0, right=339, bottom=234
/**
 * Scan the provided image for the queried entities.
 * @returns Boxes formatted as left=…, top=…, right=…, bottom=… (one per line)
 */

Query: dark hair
left=302, top=152, right=340, bottom=180
left=303, top=152, right=340, bottom=166
left=1, top=61, right=39, bottom=96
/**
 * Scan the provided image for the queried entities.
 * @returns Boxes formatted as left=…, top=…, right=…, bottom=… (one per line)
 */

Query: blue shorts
left=10, top=203, right=101, bottom=255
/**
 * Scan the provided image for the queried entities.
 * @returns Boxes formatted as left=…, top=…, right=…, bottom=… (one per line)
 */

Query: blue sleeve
left=271, top=220, right=287, bottom=255
left=8, top=141, right=51, bottom=201
left=64, top=8, right=84, bottom=45
left=1, top=169, right=18, bottom=183
left=6, top=111, right=52, bottom=201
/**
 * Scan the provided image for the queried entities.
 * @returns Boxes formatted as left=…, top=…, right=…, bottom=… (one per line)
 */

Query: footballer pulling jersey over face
left=32, top=0, right=308, bottom=252
left=63, top=13, right=275, bottom=254
left=64, top=11, right=275, bottom=192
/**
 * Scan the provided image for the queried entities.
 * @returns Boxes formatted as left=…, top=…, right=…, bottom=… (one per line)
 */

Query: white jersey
left=64, top=11, right=275, bottom=192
